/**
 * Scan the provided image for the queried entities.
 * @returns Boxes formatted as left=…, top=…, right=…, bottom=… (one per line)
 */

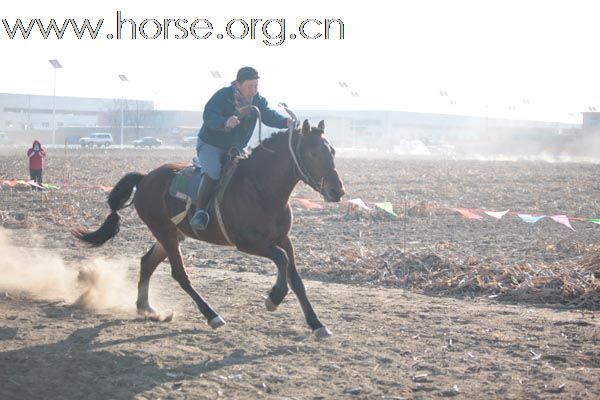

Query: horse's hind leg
left=279, top=235, right=331, bottom=338
left=136, top=242, right=167, bottom=317
left=264, top=246, right=290, bottom=312
left=160, top=235, right=225, bottom=329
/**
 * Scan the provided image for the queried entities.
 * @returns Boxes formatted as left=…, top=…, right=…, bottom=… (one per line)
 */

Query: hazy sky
left=1, top=0, right=599, bottom=123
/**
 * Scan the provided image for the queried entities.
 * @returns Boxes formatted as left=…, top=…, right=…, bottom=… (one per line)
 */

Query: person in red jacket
left=27, top=140, right=46, bottom=190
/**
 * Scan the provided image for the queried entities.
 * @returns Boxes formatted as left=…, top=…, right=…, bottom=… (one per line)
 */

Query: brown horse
left=73, top=120, right=345, bottom=338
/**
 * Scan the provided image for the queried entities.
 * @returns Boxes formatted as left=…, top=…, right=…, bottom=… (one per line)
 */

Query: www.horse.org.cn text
left=1, top=11, right=345, bottom=46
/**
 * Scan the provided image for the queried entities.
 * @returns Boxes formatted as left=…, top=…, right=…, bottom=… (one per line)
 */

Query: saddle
left=168, top=148, right=245, bottom=225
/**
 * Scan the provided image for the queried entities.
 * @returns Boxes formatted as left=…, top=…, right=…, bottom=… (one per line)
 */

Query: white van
left=79, top=132, right=114, bottom=147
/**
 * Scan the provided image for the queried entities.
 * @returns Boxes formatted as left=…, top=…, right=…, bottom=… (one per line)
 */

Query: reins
left=251, top=105, right=277, bottom=154
left=250, top=105, right=262, bottom=144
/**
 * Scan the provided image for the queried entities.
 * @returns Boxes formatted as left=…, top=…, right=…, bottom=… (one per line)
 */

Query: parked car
left=133, top=136, right=163, bottom=148
left=79, top=132, right=114, bottom=147
left=182, top=135, right=197, bottom=147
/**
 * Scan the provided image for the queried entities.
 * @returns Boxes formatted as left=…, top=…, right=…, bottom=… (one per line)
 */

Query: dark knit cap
left=236, top=66, right=260, bottom=82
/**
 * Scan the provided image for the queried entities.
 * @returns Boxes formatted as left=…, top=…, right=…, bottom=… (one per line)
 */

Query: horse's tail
left=72, top=172, right=145, bottom=246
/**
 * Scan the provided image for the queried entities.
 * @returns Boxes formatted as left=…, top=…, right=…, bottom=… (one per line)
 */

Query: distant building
left=0, top=92, right=152, bottom=130
left=582, top=112, right=600, bottom=136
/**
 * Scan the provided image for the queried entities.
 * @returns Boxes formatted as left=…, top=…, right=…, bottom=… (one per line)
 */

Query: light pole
left=49, top=59, right=62, bottom=145
left=118, top=74, right=128, bottom=147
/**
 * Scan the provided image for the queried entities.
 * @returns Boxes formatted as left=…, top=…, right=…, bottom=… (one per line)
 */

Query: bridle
left=279, top=103, right=324, bottom=194
left=288, top=127, right=324, bottom=194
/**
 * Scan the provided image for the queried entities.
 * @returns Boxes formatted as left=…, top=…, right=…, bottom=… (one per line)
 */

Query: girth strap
left=214, top=198, right=234, bottom=245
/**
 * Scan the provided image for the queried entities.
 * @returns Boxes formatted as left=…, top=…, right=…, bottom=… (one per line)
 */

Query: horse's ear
left=318, top=120, right=325, bottom=130
left=302, top=119, right=310, bottom=134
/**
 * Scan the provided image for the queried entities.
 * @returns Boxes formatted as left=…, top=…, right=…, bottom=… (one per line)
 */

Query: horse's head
left=294, top=120, right=345, bottom=202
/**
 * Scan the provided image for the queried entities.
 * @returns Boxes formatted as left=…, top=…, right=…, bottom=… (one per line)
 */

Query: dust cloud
left=325, top=114, right=600, bottom=162
left=0, top=227, right=137, bottom=313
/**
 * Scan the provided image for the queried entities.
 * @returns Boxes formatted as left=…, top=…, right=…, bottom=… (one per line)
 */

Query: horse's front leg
left=279, top=235, right=332, bottom=338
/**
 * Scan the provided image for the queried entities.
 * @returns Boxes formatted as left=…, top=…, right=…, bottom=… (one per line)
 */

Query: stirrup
left=190, top=210, right=209, bottom=233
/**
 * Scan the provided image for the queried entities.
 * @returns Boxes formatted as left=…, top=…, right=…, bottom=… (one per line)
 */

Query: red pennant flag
left=295, top=198, right=322, bottom=209
left=453, top=208, right=483, bottom=219
left=1, top=180, right=17, bottom=187
left=96, top=185, right=113, bottom=192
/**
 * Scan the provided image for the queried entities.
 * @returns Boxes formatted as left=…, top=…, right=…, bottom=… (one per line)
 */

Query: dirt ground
left=1, top=145, right=599, bottom=399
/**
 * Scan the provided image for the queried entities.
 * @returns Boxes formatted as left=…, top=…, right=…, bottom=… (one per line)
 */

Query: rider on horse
left=189, top=66, right=294, bottom=235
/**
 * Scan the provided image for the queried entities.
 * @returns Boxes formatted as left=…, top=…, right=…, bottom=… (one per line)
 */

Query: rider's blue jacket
left=197, top=86, right=288, bottom=150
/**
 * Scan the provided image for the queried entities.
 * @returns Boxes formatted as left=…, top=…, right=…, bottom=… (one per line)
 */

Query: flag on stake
left=518, top=214, right=545, bottom=224
left=347, top=198, right=372, bottom=211
left=295, top=198, right=322, bottom=209
left=484, top=210, right=509, bottom=219
left=453, top=208, right=483, bottom=219
left=550, top=215, right=575, bottom=231
left=375, top=202, right=397, bottom=216
left=588, top=218, right=600, bottom=225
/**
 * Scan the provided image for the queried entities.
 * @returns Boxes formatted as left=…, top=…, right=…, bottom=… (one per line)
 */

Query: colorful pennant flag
left=42, top=183, right=61, bottom=190
left=453, top=208, right=483, bottom=219
left=295, top=198, right=322, bottom=209
left=96, top=185, right=113, bottom=192
left=347, top=198, right=372, bottom=211
left=375, top=202, right=397, bottom=216
left=484, top=210, right=509, bottom=219
left=550, top=215, right=575, bottom=231
left=1, top=180, right=17, bottom=187
left=27, top=180, right=44, bottom=189
left=10, top=180, right=32, bottom=190
left=518, top=214, right=546, bottom=224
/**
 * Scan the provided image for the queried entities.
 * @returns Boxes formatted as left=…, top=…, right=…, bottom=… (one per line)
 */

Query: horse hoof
left=265, top=296, right=278, bottom=312
left=137, top=305, right=157, bottom=317
left=313, top=326, right=333, bottom=339
left=208, top=316, right=226, bottom=329
left=138, top=307, right=170, bottom=322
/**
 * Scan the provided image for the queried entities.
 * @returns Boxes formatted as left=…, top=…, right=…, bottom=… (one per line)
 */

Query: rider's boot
left=189, top=174, right=218, bottom=235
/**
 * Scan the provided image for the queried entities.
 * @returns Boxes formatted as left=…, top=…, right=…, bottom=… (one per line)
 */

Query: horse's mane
left=243, top=124, right=324, bottom=163
left=244, top=129, right=293, bottom=159
left=229, top=129, right=293, bottom=182
left=250, top=129, right=290, bottom=152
